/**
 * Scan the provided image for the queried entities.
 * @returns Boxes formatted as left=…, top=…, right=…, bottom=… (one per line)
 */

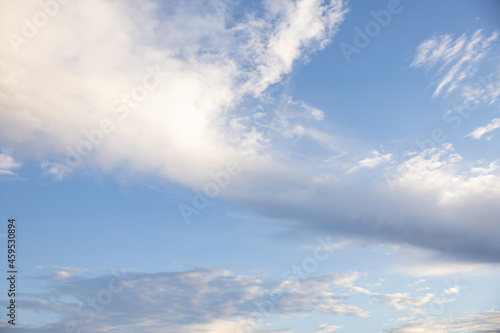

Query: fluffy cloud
left=0, top=0, right=346, bottom=184
left=2, top=1, right=500, bottom=265
left=443, top=286, right=459, bottom=296
left=375, top=144, right=500, bottom=261
left=218, top=142, right=500, bottom=263
left=317, top=323, right=343, bottom=333
left=0, top=149, right=21, bottom=176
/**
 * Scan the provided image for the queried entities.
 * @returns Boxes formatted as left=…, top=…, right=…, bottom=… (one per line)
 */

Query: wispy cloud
left=7, top=268, right=368, bottom=332
left=386, top=309, right=500, bottom=333
left=2, top=0, right=500, bottom=271
left=347, top=150, right=393, bottom=174
left=411, top=29, right=499, bottom=97
left=466, top=117, right=500, bottom=140
left=38, top=266, right=89, bottom=280
left=317, top=323, right=343, bottom=333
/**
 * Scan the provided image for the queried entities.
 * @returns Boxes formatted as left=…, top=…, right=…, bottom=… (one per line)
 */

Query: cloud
left=241, top=0, right=348, bottom=96
left=40, top=160, right=71, bottom=181
left=397, top=260, right=493, bottom=277
left=443, top=286, right=460, bottom=296
left=5, top=268, right=368, bottom=332
left=0, top=0, right=347, bottom=187
left=40, top=266, right=89, bottom=280
left=349, top=281, right=439, bottom=316
left=411, top=279, right=426, bottom=286
left=2, top=0, right=500, bottom=266
left=272, top=272, right=369, bottom=318
left=347, top=150, right=393, bottom=174
left=385, top=309, right=500, bottom=333
left=470, top=161, right=498, bottom=175
left=221, top=142, right=500, bottom=263
left=372, top=292, right=435, bottom=314
left=317, top=323, right=343, bottom=333
left=375, top=144, right=500, bottom=261
left=0, top=150, right=21, bottom=176
left=411, top=29, right=499, bottom=97
left=376, top=242, right=500, bottom=277
left=467, top=118, right=500, bottom=140
left=459, top=72, right=500, bottom=108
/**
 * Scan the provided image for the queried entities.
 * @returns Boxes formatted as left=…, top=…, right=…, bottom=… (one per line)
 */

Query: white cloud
left=0, top=150, right=21, bottom=176
left=242, top=0, right=347, bottom=95
left=467, top=117, right=500, bottom=140
left=401, top=261, right=489, bottom=277
left=49, top=266, right=88, bottom=280
left=407, top=279, right=426, bottom=287
left=317, top=323, right=343, bottom=333
left=459, top=72, right=500, bottom=108
left=347, top=150, right=393, bottom=174
left=263, top=96, right=326, bottom=140
left=0, top=0, right=347, bottom=187
left=36, top=265, right=89, bottom=279
left=349, top=281, right=436, bottom=315
left=273, top=272, right=369, bottom=317
left=169, top=319, right=264, bottom=333
left=470, top=161, right=498, bottom=175
left=411, top=30, right=499, bottom=97
left=40, top=160, right=71, bottom=181
left=384, top=143, right=499, bottom=208
left=284, top=96, right=325, bottom=121
left=372, top=292, right=435, bottom=314
left=375, top=145, right=500, bottom=261
left=443, top=286, right=460, bottom=296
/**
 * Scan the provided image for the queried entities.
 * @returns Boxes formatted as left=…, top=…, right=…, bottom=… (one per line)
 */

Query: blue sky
left=1, top=0, right=500, bottom=332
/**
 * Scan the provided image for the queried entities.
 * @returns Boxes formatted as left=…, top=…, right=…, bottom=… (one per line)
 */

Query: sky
left=1, top=0, right=500, bottom=332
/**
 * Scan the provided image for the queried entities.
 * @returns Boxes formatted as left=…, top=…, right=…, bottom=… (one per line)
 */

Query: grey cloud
left=6, top=268, right=367, bottom=332
left=385, top=309, right=500, bottom=333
